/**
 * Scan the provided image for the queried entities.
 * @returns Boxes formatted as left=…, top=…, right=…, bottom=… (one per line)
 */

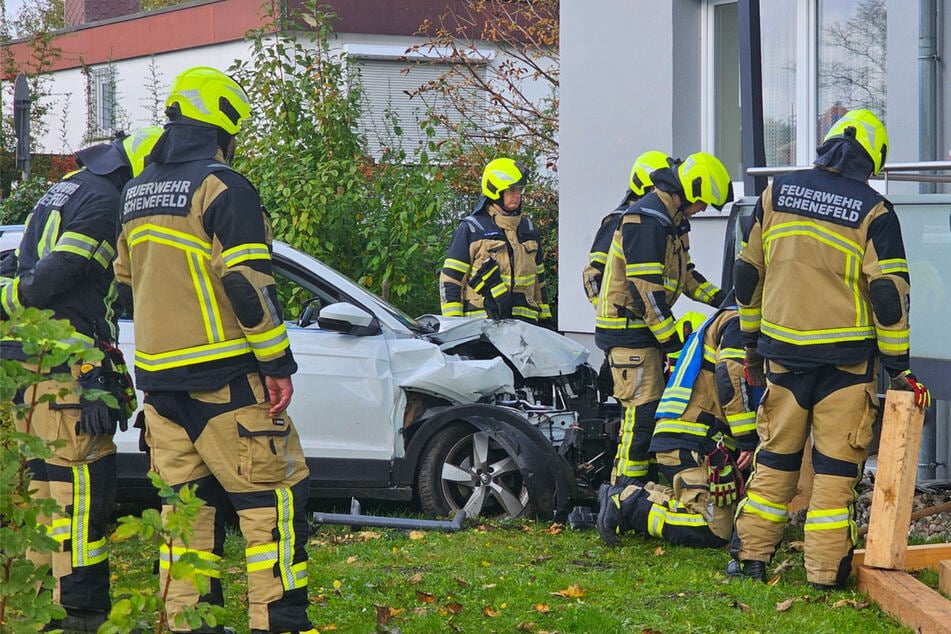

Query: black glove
left=76, top=364, right=118, bottom=436
left=888, top=369, right=932, bottom=409
left=743, top=346, right=766, bottom=388
left=469, top=257, right=513, bottom=319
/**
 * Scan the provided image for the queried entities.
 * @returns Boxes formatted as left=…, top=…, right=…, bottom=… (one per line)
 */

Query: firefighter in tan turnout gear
left=597, top=298, right=761, bottom=548
left=115, top=67, right=315, bottom=634
left=0, top=127, right=162, bottom=632
left=594, top=153, right=732, bottom=493
left=727, top=109, right=931, bottom=589
left=439, top=158, right=553, bottom=326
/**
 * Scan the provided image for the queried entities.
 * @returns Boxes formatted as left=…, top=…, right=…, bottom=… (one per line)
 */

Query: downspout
left=916, top=0, right=940, bottom=483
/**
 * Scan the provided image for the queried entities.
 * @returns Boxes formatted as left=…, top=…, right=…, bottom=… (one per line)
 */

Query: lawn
left=108, top=507, right=910, bottom=634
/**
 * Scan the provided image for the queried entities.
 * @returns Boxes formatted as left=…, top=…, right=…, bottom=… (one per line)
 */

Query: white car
left=1, top=226, right=619, bottom=520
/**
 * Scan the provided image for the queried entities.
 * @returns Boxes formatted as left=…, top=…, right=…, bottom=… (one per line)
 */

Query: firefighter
left=0, top=127, right=162, bottom=632
left=439, top=158, right=553, bottom=326
left=582, top=150, right=673, bottom=306
left=597, top=295, right=761, bottom=548
left=727, top=109, right=931, bottom=589
left=114, top=67, right=315, bottom=634
left=594, top=152, right=732, bottom=490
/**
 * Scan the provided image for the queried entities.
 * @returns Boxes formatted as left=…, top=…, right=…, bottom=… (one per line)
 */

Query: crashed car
left=0, top=225, right=619, bottom=520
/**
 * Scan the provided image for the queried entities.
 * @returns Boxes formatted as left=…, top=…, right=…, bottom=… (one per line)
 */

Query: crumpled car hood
left=421, top=316, right=590, bottom=378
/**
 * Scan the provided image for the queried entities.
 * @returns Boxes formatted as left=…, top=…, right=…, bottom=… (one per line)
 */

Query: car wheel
left=418, top=422, right=547, bottom=519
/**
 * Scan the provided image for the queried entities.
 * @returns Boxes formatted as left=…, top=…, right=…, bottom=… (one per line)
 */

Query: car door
left=272, top=254, right=401, bottom=488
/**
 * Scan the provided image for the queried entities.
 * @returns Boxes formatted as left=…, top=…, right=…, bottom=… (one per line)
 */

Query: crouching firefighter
left=596, top=293, right=761, bottom=548
left=0, top=127, right=162, bottom=631
left=115, top=66, right=316, bottom=633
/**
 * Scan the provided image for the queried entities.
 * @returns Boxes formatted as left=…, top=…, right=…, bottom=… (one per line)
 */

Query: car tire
left=417, top=421, right=555, bottom=520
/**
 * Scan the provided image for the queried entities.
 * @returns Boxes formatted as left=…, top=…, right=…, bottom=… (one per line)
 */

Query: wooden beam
left=856, top=567, right=951, bottom=634
left=939, top=560, right=951, bottom=597
left=863, top=390, right=926, bottom=570
left=853, top=543, right=951, bottom=574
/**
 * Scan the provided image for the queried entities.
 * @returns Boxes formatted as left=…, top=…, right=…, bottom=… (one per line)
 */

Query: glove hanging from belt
left=705, top=443, right=744, bottom=507
left=76, top=363, right=118, bottom=436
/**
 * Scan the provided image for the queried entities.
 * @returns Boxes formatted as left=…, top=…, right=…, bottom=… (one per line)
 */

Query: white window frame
left=86, top=65, right=117, bottom=142
left=701, top=0, right=820, bottom=172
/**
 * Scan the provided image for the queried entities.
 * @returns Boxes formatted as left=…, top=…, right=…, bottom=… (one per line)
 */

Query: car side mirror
left=317, top=302, right=382, bottom=336
left=298, top=297, right=323, bottom=328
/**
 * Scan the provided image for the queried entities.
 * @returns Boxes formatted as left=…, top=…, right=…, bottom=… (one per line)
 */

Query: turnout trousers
left=144, top=372, right=312, bottom=633
left=733, top=358, right=878, bottom=587
left=17, top=362, right=117, bottom=614
left=608, top=346, right=665, bottom=484
left=611, top=449, right=733, bottom=548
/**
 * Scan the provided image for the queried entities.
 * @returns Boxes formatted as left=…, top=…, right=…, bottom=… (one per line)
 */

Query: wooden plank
left=939, top=560, right=951, bottom=597
left=853, top=543, right=951, bottom=574
left=787, top=436, right=813, bottom=516
left=863, top=390, right=926, bottom=570
left=856, top=566, right=951, bottom=634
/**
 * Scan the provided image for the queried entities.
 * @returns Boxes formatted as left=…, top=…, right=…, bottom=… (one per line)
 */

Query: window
left=712, top=1, right=741, bottom=181
left=348, top=45, right=487, bottom=160
left=86, top=66, right=117, bottom=141
left=816, top=0, right=887, bottom=140
left=760, top=0, right=798, bottom=166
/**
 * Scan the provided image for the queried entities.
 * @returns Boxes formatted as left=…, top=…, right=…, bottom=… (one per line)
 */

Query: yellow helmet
left=823, top=108, right=889, bottom=175
left=121, top=126, right=164, bottom=177
left=629, top=150, right=671, bottom=196
left=165, top=66, right=251, bottom=135
left=677, top=152, right=733, bottom=210
left=482, top=158, right=527, bottom=200
left=676, top=311, right=707, bottom=342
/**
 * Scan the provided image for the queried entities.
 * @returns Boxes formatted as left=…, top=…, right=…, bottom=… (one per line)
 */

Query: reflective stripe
left=589, top=252, right=607, bottom=265
left=595, top=316, right=649, bottom=330
left=656, top=386, right=691, bottom=417
left=649, top=316, right=676, bottom=341
left=511, top=305, right=539, bottom=320
left=86, top=537, right=108, bottom=566
left=651, top=503, right=708, bottom=531
left=222, top=242, right=270, bottom=267
left=876, top=327, right=910, bottom=354
left=275, top=488, right=306, bottom=590
left=804, top=507, right=850, bottom=531
left=92, top=241, right=116, bottom=269
left=127, top=223, right=213, bottom=257
left=189, top=251, right=224, bottom=342
left=160, top=544, right=222, bottom=577
left=246, top=324, right=291, bottom=358
left=442, top=258, right=469, bottom=274
left=626, top=262, right=664, bottom=277
left=489, top=283, right=507, bottom=298
left=135, top=338, right=253, bottom=371
left=742, top=492, right=788, bottom=523
left=718, top=346, right=745, bottom=361
left=878, top=258, right=908, bottom=275
left=727, top=411, right=757, bottom=435
left=49, top=517, right=71, bottom=543
left=1, top=277, right=22, bottom=314
left=763, top=222, right=863, bottom=261
left=53, top=231, right=99, bottom=260
left=71, top=465, right=91, bottom=568
left=246, top=543, right=278, bottom=573
left=463, top=309, right=488, bottom=318
left=38, top=211, right=62, bottom=258
left=538, top=303, right=553, bottom=319
left=512, top=273, right=535, bottom=286
left=692, top=281, right=718, bottom=304
left=738, top=307, right=761, bottom=332
left=647, top=504, right=665, bottom=538
left=653, top=419, right=707, bottom=438
left=760, top=319, right=874, bottom=345
left=702, top=344, right=717, bottom=364
left=441, top=302, right=464, bottom=316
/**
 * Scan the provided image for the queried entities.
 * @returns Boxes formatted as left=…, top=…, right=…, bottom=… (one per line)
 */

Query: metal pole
left=919, top=0, right=938, bottom=193
left=737, top=0, right=767, bottom=195
left=13, top=73, right=31, bottom=181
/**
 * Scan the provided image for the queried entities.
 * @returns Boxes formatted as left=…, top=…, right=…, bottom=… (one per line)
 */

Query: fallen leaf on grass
left=776, top=597, right=797, bottom=612
left=346, top=555, right=358, bottom=564
left=357, top=530, right=382, bottom=541
left=787, top=540, right=805, bottom=552
left=444, top=601, right=463, bottom=614
left=374, top=604, right=403, bottom=624
left=454, top=577, right=470, bottom=587
left=407, top=572, right=424, bottom=585
left=531, top=554, right=551, bottom=564
left=409, top=530, right=426, bottom=540
left=832, top=599, right=869, bottom=610
left=483, top=606, right=501, bottom=617
left=731, top=599, right=752, bottom=612
left=766, top=574, right=781, bottom=586
left=318, top=625, right=337, bottom=631
left=533, top=604, right=551, bottom=613
left=551, top=584, right=585, bottom=598
left=416, top=590, right=436, bottom=604
left=546, top=524, right=563, bottom=535
left=653, top=546, right=665, bottom=556
left=482, top=583, right=497, bottom=589
left=517, top=622, right=535, bottom=631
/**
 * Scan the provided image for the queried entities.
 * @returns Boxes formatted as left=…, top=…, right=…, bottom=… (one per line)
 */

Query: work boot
left=808, top=581, right=840, bottom=591
left=725, top=559, right=767, bottom=582
left=43, top=608, right=108, bottom=632
left=596, top=484, right=624, bottom=546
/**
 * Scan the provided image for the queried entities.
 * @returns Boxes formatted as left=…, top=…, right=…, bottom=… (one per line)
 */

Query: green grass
left=108, top=512, right=911, bottom=634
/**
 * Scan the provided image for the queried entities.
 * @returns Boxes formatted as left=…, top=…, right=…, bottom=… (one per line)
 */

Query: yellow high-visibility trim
left=742, top=491, right=787, bottom=523
left=653, top=419, right=708, bottom=437
left=188, top=251, right=224, bottom=343
left=761, top=319, right=874, bottom=345
left=135, top=338, right=253, bottom=371
left=804, top=507, right=850, bottom=531
left=441, top=302, right=464, bottom=316
left=127, top=223, right=212, bottom=257
left=442, top=258, right=469, bottom=274
left=879, top=258, right=908, bottom=275
left=626, top=263, right=664, bottom=277
left=246, top=324, right=291, bottom=358
left=222, top=242, right=270, bottom=267
left=589, top=252, right=607, bottom=265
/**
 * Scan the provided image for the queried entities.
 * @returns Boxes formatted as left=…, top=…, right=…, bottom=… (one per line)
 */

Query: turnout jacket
left=1, top=167, right=125, bottom=357
left=594, top=188, right=724, bottom=352
left=734, top=166, right=910, bottom=372
left=439, top=200, right=551, bottom=323
left=651, top=307, right=759, bottom=456
left=115, top=124, right=296, bottom=392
